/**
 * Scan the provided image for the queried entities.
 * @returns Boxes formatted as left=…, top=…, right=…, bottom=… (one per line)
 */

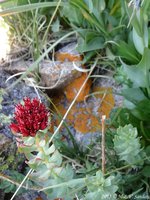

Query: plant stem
left=101, top=115, right=106, bottom=175
left=42, top=0, right=62, bottom=45
left=0, top=172, right=40, bottom=191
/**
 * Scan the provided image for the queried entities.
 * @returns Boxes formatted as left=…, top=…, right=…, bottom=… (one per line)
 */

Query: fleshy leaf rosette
left=10, top=97, right=49, bottom=137
left=85, top=171, right=118, bottom=200
left=113, top=124, right=144, bottom=166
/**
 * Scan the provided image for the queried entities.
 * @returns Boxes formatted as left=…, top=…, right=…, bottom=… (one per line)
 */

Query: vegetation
left=0, top=0, right=150, bottom=199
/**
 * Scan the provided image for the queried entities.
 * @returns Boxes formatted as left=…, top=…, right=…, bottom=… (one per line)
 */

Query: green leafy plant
left=114, top=1, right=150, bottom=143
left=0, top=1, right=150, bottom=199
left=0, top=170, right=32, bottom=194
left=0, top=0, right=63, bottom=63
left=62, top=0, right=128, bottom=62
left=114, top=124, right=144, bottom=166
left=14, top=131, right=120, bottom=199
left=3, top=97, right=149, bottom=199
left=85, top=171, right=118, bottom=200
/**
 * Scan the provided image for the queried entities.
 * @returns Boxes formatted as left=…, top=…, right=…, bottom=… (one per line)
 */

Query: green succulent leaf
left=85, top=171, right=118, bottom=200
left=114, top=124, right=144, bottom=167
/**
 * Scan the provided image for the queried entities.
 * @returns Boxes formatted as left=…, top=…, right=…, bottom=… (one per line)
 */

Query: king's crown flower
left=10, top=97, right=49, bottom=137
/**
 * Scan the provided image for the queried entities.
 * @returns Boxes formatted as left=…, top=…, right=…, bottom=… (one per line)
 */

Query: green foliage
left=0, top=1, right=63, bottom=63
left=0, top=170, right=32, bottom=194
left=0, top=1, right=61, bottom=16
left=114, top=2, right=150, bottom=143
left=122, top=48, right=150, bottom=90
left=127, top=1, right=150, bottom=55
left=0, top=113, right=12, bottom=125
left=0, top=0, right=150, bottom=199
left=117, top=41, right=141, bottom=64
left=142, top=166, right=150, bottom=178
left=114, top=124, right=144, bottom=166
left=0, top=138, right=24, bottom=173
left=118, top=46, right=150, bottom=139
left=17, top=129, right=120, bottom=199
left=85, top=171, right=118, bottom=200
left=18, top=129, right=75, bottom=199
left=1, top=118, right=149, bottom=199
left=62, top=0, right=127, bottom=61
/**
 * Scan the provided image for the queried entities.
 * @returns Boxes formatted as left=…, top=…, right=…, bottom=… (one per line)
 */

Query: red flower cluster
left=10, top=97, right=49, bottom=137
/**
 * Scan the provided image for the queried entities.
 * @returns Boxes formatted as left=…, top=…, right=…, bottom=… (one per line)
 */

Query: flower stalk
left=101, top=115, right=106, bottom=175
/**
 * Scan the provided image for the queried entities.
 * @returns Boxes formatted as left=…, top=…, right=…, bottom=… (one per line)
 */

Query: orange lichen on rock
left=64, top=73, right=92, bottom=102
left=74, top=112, right=101, bottom=133
left=35, top=197, right=43, bottom=200
left=51, top=85, right=115, bottom=134
left=55, top=42, right=82, bottom=62
left=74, top=112, right=90, bottom=133
left=92, top=87, right=115, bottom=118
left=55, top=52, right=82, bottom=62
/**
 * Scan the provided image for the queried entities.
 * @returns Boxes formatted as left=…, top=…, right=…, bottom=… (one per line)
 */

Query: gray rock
left=55, top=42, right=80, bottom=57
left=39, top=60, right=81, bottom=88
left=0, top=60, right=82, bottom=89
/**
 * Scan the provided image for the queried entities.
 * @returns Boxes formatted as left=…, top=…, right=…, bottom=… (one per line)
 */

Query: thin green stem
left=0, top=172, right=40, bottom=191
left=105, top=155, right=150, bottom=177
left=42, top=0, right=62, bottom=44
left=39, top=178, right=85, bottom=191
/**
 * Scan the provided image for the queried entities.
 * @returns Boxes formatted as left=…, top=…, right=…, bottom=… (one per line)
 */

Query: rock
left=51, top=73, right=123, bottom=146
left=0, top=134, right=12, bottom=152
left=13, top=191, right=48, bottom=200
left=64, top=72, right=92, bottom=102
left=0, top=60, right=82, bottom=89
left=0, top=133, right=23, bottom=173
left=51, top=86, right=115, bottom=146
left=39, top=60, right=81, bottom=88
left=0, top=42, right=83, bottom=89
left=55, top=42, right=82, bottom=62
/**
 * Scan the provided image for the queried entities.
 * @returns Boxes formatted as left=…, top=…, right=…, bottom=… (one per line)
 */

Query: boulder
left=0, top=42, right=82, bottom=89
left=0, top=60, right=82, bottom=89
